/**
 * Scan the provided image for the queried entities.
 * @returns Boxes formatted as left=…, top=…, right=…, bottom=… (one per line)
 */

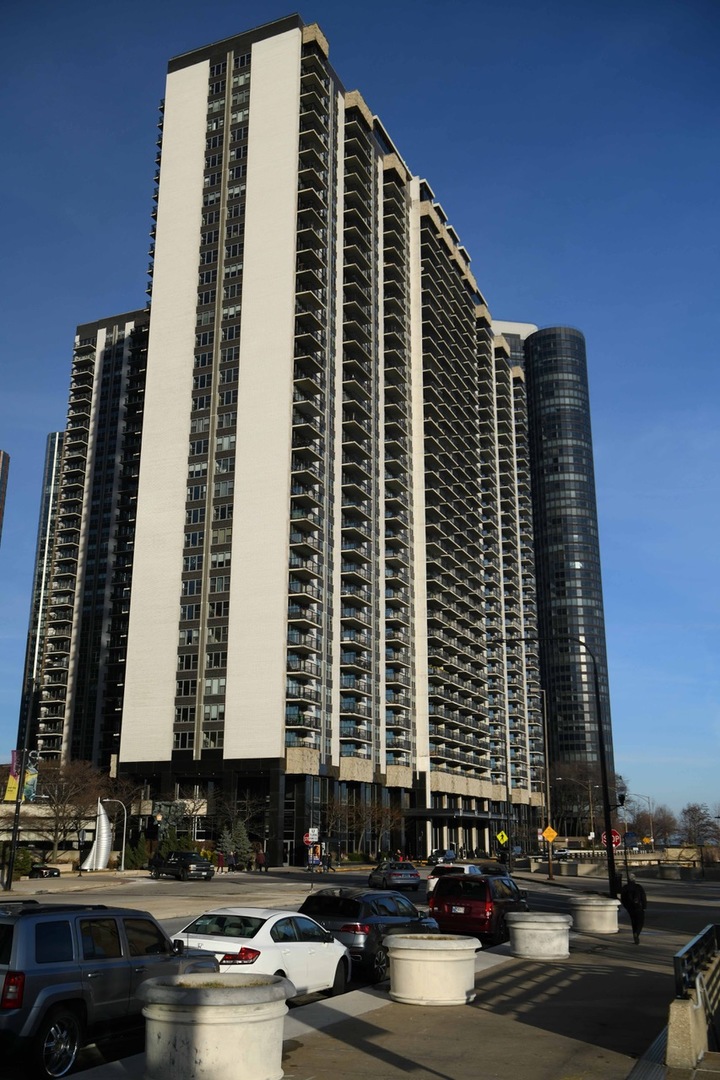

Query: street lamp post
left=555, top=777, right=600, bottom=849
left=496, top=633, right=619, bottom=898
left=101, top=799, right=128, bottom=872
left=540, top=689, right=554, bottom=881
left=626, top=792, right=654, bottom=852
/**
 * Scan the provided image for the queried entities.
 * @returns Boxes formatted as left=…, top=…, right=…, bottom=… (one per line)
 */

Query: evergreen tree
left=159, top=825, right=179, bottom=858
left=231, top=818, right=253, bottom=868
left=125, top=834, right=149, bottom=869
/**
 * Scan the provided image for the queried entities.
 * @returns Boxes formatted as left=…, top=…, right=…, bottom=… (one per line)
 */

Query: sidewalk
left=75, top=922, right=692, bottom=1080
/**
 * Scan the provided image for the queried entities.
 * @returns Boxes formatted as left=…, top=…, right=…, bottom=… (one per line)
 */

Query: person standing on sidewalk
left=621, top=874, right=647, bottom=943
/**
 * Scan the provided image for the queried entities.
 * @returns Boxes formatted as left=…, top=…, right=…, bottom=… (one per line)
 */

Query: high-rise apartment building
left=22, top=312, right=148, bottom=768
left=494, top=322, right=614, bottom=780
left=21, top=15, right=612, bottom=861
left=17, top=433, right=64, bottom=742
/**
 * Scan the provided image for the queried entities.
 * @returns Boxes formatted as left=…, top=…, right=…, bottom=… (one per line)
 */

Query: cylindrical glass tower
left=523, top=326, right=614, bottom=777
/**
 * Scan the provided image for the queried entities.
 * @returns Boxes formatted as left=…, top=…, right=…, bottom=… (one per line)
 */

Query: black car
left=27, top=864, right=61, bottom=879
left=298, top=887, right=438, bottom=983
left=427, top=848, right=456, bottom=865
left=150, top=850, right=214, bottom=881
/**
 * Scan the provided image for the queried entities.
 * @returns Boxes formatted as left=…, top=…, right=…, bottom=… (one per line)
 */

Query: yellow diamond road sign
left=496, top=830, right=508, bottom=845
left=543, top=826, right=558, bottom=843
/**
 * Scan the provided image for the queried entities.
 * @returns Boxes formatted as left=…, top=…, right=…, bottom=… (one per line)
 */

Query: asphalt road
left=6, top=865, right=717, bottom=1077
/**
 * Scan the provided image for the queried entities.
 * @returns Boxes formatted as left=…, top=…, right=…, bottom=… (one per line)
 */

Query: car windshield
left=302, top=895, right=363, bottom=919
left=184, top=914, right=264, bottom=938
left=387, top=862, right=414, bottom=870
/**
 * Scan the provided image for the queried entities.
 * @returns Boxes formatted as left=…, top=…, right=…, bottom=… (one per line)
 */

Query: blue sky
left=0, top=0, right=717, bottom=817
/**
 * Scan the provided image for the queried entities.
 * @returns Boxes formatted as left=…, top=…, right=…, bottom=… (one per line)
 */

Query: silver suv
left=0, top=900, right=218, bottom=1079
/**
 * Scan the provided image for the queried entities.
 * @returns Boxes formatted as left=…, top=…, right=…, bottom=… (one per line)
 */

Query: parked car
left=0, top=899, right=218, bottom=1079
left=367, top=861, right=421, bottom=891
left=298, top=887, right=438, bottom=983
left=28, top=865, right=61, bottom=879
left=428, top=872, right=529, bottom=945
left=173, top=906, right=351, bottom=997
left=426, top=862, right=507, bottom=898
left=427, top=848, right=456, bottom=865
left=150, top=850, right=214, bottom=881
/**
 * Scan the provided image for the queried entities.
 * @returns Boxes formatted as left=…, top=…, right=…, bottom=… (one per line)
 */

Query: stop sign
left=303, top=832, right=312, bottom=847
left=602, top=829, right=621, bottom=848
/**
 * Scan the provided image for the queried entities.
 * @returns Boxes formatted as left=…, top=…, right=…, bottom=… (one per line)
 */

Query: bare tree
left=34, top=761, right=109, bottom=859
left=678, top=803, right=720, bottom=846
left=651, top=804, right=678, bottom=848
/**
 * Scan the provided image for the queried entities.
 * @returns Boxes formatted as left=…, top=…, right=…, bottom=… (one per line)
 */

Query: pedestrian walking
left=255, top=848, right=267, bottom=873
left=226, top=850, right=236, bottom=873
left=217, top=850, right=225, bottom=874
left=620, top=874, right=647, bottom=944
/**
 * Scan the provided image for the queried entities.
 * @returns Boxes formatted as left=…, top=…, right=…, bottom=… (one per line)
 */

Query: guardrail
left=674, top=924, right=720, bottom=999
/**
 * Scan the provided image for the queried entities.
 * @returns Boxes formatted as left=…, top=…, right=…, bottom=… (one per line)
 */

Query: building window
left=176, top=680, right=197, bottom=697
left=204, top=677, right=226, bottom=696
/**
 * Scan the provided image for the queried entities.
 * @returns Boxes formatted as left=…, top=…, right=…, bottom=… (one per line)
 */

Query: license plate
left=451, top=906, right=466, bottom=914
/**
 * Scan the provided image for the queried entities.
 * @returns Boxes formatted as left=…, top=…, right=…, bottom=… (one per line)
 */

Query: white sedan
left=173, top=906, right=351, bottom=997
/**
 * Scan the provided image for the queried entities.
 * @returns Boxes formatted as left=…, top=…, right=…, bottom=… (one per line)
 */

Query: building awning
left=403, top=808, right=498, bottom=824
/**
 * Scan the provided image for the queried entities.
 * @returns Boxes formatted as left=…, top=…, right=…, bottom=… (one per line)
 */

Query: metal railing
left=674, top=924, right=720, bottom=999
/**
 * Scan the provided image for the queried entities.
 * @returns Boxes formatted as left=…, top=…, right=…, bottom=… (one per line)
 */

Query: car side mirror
left=323, top=931, right=335, bottom=943
left=172, top=939, right=184, bottom=955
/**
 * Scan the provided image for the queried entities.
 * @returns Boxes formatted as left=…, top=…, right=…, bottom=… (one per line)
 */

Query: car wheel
left=381, top=877, right=388, bottom=889
left=492, top=914, right=508, bottom=945
left=370, top=945, right=389, bottom=983
left=327, top=960, right=347, bottom=997
left=181, top=869, right=190, bottom=882
left=151, top=869, right=160, bottom=879
left=33, top=1006, right=83, bottom=1079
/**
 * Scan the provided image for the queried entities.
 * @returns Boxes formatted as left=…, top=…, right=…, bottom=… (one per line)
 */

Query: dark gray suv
left=0, top=900, right=218, bottom=1079
left=299, top=887, right=438, bottom=983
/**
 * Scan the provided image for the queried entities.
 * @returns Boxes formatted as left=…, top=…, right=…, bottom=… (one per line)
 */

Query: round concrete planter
left=568, top=894, right=620, bottom=934
left=138, top=972, right=294, bottom=1080
left=506, top=913, right=573, bottom=959
left=384, top=933, right=481, bottom=1005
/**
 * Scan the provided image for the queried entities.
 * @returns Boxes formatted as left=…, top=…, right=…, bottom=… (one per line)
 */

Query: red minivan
left=428, top=873, right=528, bottom=945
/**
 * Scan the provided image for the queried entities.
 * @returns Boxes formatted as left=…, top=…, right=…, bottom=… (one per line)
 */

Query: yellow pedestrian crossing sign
left=496, top=830, right=508, bottom=845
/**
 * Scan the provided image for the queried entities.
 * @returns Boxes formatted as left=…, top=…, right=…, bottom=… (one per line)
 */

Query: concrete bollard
left=506, top=912, right=573, bottom=959
left=384, top=933, right=481, bottom=1005
left=138, top=972, right=295, bottom=1080
left=568, top=894, right=620, bottom=934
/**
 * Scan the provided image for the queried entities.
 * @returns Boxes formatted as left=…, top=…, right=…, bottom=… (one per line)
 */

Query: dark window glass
left=293, top=916, right=327, bottom=942
left=80, top=918, right=122, bottom=960
left=124, top=918, right=169, bottom=957
left=0, top=925, right=12, bottom=965
left=271, top=918, right=298, bottom=943
left=36, top=920, right=73, bottom=963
